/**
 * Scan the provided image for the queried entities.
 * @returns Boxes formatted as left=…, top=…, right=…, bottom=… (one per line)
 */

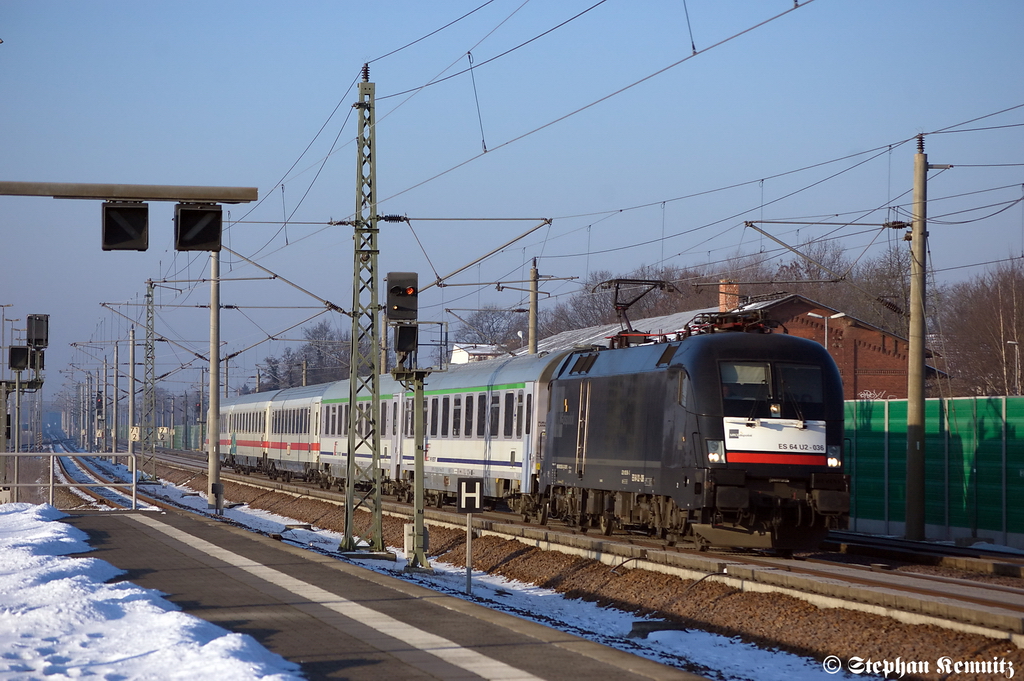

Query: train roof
left=222, top=389, right=281, bottom=407
left=419, top=350, right=572, bottom=394
left=223, top=383, right=330, bottom=408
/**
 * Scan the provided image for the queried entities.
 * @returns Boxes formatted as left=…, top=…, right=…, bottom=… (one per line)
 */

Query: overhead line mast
left=342, top=65, right=386, bottom=553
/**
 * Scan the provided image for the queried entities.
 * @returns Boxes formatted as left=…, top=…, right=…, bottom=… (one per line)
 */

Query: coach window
left=452, top=396, right=462, bottom=438
left=490, top=394, right=501, bottom=438
left=477, top=395, right=487, bottom=438
left=516, top=391, right=524, bottom=438
left=430, top=397, right=439, bottom=437
left=380, top=403, right=388, bottom=437
left=464, top=395, right=474, bottom=437
left=504, top=392, right=515, bottom=438
left=441, top=397, right=450, bottom=438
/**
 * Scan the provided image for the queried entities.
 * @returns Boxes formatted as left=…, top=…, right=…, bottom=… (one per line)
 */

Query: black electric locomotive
left=525, top=311, right=849, bottom=550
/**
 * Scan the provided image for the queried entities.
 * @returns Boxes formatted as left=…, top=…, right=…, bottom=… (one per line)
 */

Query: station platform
left=62, top=509, right=705, bottom=681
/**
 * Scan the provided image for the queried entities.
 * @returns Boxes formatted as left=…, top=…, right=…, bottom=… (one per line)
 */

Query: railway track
left=138, top=447, right=1024, bottom=645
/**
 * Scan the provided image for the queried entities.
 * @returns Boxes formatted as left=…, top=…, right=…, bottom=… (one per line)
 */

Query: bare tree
left=299, top=319, right=350, bottom=385
left=453, top=304, right=529, bottom=351
left=934, top=262, right=1024, bottom=396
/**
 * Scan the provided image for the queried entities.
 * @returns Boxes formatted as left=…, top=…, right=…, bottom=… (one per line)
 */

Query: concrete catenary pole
left=208, top=251, right=223, bottom=513
left=112, top=344, right=119, bottom=458
left=905, top=135, right=951, bottom=541
left=905, top=135, right=928, bottom=541
left=529, top=259, right=538, bottom=354
left=128, top=326, right=135, bottom=466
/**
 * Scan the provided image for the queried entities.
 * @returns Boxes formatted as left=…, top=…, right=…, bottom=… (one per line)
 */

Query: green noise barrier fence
left=845, top=396, right=1024, bottom=547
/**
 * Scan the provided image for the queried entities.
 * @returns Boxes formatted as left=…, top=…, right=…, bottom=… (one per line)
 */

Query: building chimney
left=719, top=280, right=740, bottom=312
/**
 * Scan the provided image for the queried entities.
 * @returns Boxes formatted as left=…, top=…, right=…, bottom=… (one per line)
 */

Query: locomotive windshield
left=720, top=361, right=824, bottom=420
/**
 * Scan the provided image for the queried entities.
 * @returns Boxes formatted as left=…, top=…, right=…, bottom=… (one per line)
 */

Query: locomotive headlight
left=707, top=440, right=726, bottom=464
left=827, top=445, right=842, bottom=468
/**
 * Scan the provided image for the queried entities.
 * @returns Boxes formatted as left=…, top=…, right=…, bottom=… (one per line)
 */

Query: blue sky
left=2, top=1, right=1022, bottom=402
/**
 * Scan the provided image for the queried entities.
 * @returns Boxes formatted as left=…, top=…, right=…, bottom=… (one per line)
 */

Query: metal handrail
left=0, top=452, right=139, bottom=509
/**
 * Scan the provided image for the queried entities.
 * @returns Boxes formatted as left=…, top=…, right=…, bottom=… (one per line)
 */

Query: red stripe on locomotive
left=726, top=451, right=827, bottom=466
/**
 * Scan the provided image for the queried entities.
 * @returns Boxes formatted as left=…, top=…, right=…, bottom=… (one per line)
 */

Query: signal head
left=386, top=272, right=418, bottom=321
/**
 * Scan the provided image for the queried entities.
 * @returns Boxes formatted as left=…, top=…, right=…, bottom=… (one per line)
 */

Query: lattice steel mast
left=342, top=66, right=384, bottom=552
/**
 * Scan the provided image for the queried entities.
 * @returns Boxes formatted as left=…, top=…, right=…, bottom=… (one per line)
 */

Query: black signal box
left=175, top=203, right=223, bottom=251
left=27, top=314, right=49, bottom=348
left=394, top=324, right=418, bottom=354
left=9, top=346, right=29, bottom=372
left=102, top=202, right=149, bottom=251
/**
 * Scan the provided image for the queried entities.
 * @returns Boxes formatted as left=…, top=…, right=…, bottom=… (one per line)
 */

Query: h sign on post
left=457, top=477, right=484, bottom=513
left=457, top=477, right=484, bottom=596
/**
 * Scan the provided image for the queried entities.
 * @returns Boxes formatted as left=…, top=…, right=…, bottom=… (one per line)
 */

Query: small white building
left=450, top=343, right=506, bottom=364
